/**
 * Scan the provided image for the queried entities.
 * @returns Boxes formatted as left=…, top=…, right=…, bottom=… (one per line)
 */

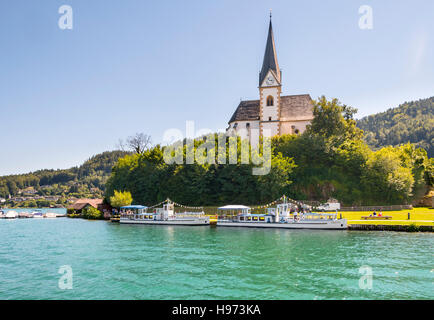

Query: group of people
left=370, top=210, right=383, bottom=217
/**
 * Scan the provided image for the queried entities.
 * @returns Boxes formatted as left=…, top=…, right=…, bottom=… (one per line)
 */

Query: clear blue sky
left=1, top=0, right=433, bottom=175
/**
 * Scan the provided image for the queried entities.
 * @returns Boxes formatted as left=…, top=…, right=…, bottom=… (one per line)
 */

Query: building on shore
left=68, top=198, right=113, bottom=219
left=227, top=15, right=314, bottom=146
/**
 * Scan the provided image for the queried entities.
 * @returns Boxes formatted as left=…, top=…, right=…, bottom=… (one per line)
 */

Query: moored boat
left=18, top=212, right=33, bottom=218
left=216, top=199, right=347, bottom=230
left=44, top=212, right=57, bottom=218
left=5, top=211, right=18, bottom=219
left=119, top=202, right=210, bottom=226
left=32, top=210, right=44, bottom=218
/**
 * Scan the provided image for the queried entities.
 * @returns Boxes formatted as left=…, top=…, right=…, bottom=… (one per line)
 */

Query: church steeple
left=259, top=14, right=281, bottom=86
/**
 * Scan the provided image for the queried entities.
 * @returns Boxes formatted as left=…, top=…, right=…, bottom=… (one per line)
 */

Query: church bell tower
left=259, top=13, right=282, bottom=138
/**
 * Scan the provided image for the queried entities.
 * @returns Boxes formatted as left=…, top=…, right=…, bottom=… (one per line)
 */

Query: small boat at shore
left=18, top=212, right=33, bottom=218
left=216, top=200, right=347, bottom=230
left=44, top=212, right=57, bottom=218
left=32, top=210, right=44, bottom=218
left=119, top=203, right=210, bottom=226
left=4, top=211, right=18, bottom=219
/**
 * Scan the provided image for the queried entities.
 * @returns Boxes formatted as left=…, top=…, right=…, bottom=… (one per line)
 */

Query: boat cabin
left=120, top=205, right=151, bottom=220
left=154, top=203, right=175, bottom=220
left=218, top=205, right=274, bottom=223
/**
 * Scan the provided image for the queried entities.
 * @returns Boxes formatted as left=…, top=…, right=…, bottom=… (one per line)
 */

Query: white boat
left=32, top=210, right=44, bottom=218
left=216, top=201, right=347, bottom=230
left=119, top=203, right=209, bottom=226
left=4, top=211, right=18, bottom=219
left=44, top=212, right=57, bottom=218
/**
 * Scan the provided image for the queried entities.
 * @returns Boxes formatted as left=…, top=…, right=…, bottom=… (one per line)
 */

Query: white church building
left=227, top=17, right=314, bottom=146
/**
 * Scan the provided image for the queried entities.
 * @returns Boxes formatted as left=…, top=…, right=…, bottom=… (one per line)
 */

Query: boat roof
left=120, top=205, right=148, bottom=209
left=218, top=205, right=251, bottom=210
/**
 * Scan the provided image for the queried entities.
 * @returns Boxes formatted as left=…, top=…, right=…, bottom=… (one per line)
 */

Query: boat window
left=247, top=217, right=251, bottom=221
left=259, top=216, right=265, bottom=221
left=240, top=216, right=244, bottom=221
left=253, top=216, right=258, bottom=221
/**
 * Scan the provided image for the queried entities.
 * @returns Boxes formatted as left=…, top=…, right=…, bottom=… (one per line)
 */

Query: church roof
left=280, top=94, right=314, bottom=121
left=259, top=19, right=280, bottom=86
left=229, top=100, right=260, bottom=123
left=228, top=94, right=313, bottom=124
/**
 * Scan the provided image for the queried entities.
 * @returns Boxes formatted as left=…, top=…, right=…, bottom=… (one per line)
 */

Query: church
left=226, top=17, right=314, bottom=146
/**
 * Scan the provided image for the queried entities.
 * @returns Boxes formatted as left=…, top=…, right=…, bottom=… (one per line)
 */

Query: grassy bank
left=341, top=207, right=434, bottom=226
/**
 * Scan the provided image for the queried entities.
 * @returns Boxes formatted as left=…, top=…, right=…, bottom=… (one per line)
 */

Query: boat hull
left=217, top=219, right=347, bottom=230
left=120, top=218, right=210, bottom=226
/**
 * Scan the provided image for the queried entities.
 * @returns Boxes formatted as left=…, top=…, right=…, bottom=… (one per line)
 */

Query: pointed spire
left=259, top=13, right=281, bottom=86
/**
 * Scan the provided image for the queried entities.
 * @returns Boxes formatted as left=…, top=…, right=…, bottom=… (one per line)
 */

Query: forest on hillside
left=105, top=97, right=433, bottom=207
left=358, top=96, right=434, bottom=157
left=0, top=151, right=130, bottom=203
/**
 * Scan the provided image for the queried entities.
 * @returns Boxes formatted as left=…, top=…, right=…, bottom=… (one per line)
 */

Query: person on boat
left=373, top=211, right=377, bottom=216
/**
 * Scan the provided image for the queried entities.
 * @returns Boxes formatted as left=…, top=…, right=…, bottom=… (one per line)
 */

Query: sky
left=0, top=0, right=433, bottom=175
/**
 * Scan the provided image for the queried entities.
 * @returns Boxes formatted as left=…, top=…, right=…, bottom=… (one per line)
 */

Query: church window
left=233, top=123, right=238, bottom=129
left=268, top=117, right=272, bottom=121
left=246, top=123, right=250, bottom=128
left=266, top=96, right=274, bottom=106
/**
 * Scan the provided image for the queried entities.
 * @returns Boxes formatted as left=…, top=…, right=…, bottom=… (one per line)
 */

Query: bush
left=82, top=206, right=103, bottom=220
left=406, top=224, right=420, bottom=232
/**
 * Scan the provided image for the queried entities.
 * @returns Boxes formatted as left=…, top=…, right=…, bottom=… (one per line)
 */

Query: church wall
left=260, top=121, right=279, bottom=137
left=227, top=120, right=260, bottom=146
left=280, top=120, right=311, bottom=135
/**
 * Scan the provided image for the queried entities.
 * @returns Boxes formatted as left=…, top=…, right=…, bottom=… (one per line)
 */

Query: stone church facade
left=227, top=17, right=314, bottom=146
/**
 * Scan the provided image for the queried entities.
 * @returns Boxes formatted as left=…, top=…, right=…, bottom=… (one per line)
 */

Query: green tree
left=110, top=190, right=133, bottom=208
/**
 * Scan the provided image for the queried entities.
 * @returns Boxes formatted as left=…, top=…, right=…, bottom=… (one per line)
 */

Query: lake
left=0, top=218, right=432, bottom=299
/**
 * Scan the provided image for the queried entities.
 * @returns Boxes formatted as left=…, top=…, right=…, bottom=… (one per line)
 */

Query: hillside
left=0, top=151, right=130, bottom=207
left=357, top=96, right=434, bottom=157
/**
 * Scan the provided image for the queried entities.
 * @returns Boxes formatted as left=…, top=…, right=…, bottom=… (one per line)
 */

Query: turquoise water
left=0, top=218, right=432, bottom=300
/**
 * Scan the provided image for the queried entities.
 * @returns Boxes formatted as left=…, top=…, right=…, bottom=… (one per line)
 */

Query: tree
left=357, top=96, right=434, bottom=157
left=307, top=96, right=363, bottom=144
left=110, top=190, right=133, bottom=208
left=126, top=133, right=152, bottom=154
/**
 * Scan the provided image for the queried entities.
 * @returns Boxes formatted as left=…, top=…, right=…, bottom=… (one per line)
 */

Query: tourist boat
left=216, top=201, right=347, bottom=230
left=4, top=211, right=18, bottom=219
left=119, top=203, right=210, bottom=226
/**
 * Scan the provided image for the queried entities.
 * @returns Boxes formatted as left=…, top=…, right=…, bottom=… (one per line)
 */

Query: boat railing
left=175, top=211, right=205, bottom=218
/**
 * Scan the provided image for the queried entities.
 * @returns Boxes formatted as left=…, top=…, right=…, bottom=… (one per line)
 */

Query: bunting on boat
left=252, top=195, right=312, bottom=209
left=147, top=198, right=203, bottom=210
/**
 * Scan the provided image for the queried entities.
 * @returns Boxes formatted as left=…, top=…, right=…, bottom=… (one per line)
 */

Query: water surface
left=0, top=219, right=432, bottom=299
